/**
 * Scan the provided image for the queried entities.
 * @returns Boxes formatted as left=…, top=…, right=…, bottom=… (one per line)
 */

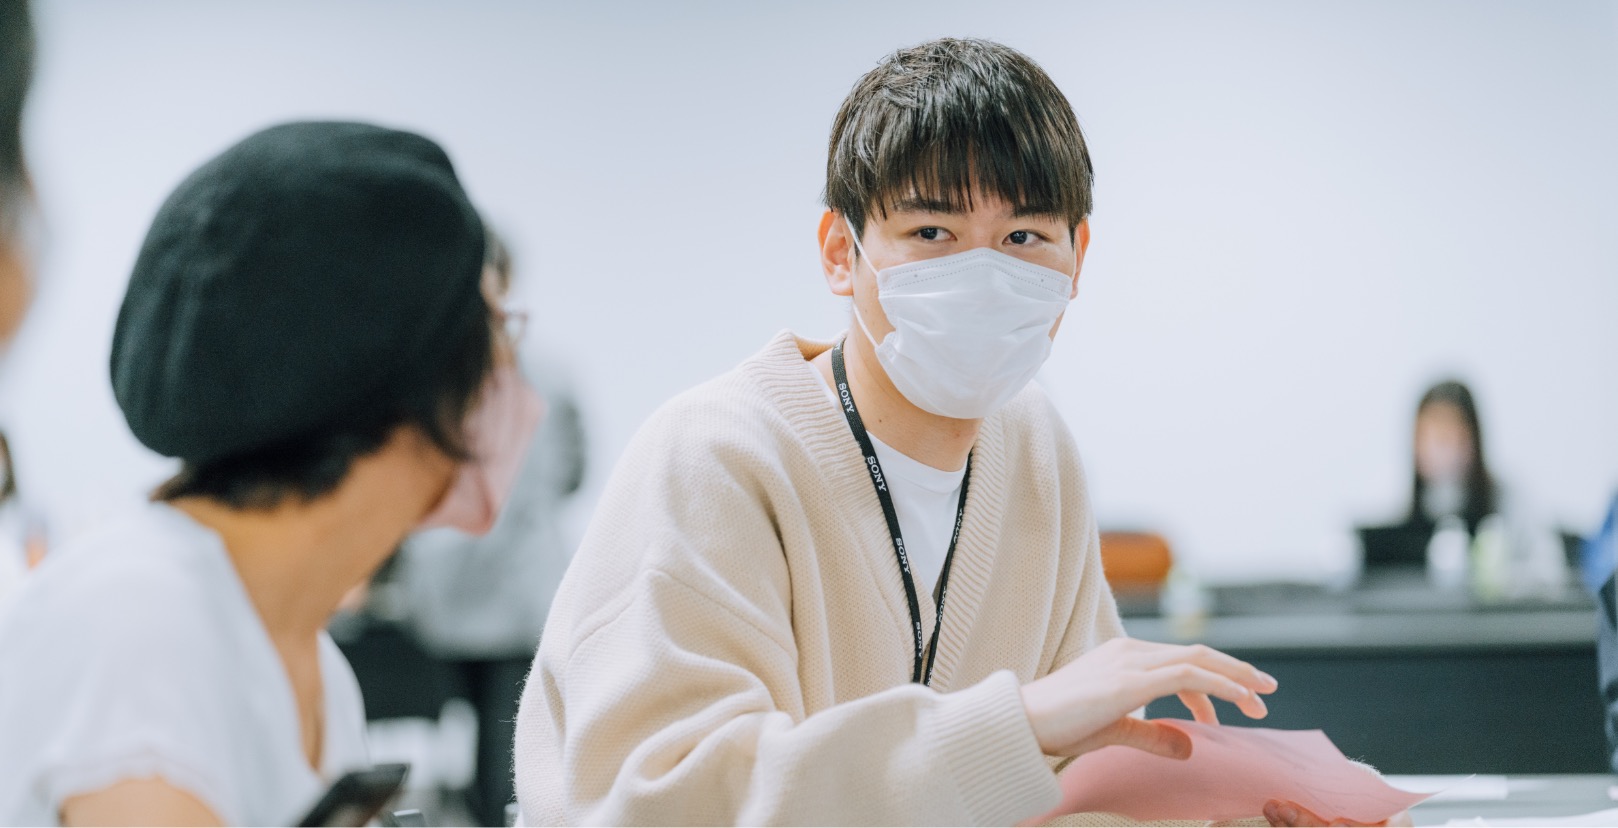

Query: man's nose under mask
left=847, top=220, right=1074, bottom=419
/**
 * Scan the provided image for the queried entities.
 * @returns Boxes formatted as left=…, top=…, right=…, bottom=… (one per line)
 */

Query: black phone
left=297, top=763, right=410, bottom=827
left=380, top=808, right=426, bottom=827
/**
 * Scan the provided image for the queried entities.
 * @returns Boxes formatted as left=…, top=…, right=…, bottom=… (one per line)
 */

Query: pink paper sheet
left=1041, top=721, right=1431, bottom=823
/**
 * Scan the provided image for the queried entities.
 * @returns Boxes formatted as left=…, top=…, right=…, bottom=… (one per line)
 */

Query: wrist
left=1019, top=680, right=1055, bottom=754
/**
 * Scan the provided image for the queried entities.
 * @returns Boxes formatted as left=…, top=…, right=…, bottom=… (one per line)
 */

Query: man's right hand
left=1019, top=637, right=1277, bottom=760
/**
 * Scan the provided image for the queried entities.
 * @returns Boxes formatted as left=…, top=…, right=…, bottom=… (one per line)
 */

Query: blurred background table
left=1396, top=773, right=1617, bottom=824
left=1121, top=571, right=1603, bottom=774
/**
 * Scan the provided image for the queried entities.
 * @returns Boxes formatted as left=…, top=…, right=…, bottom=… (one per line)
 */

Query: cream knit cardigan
left=515, top=331, right=1165, bottom=826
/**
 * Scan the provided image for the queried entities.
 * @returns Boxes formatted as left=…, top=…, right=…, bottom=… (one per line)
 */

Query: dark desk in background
left=1122, top=577, right=1604, bottom=774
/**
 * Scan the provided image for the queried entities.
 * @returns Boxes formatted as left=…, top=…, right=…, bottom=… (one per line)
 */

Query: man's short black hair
left=824, top=37, right=1094, bottom=240
left=0, top=0, right=33, bottom=234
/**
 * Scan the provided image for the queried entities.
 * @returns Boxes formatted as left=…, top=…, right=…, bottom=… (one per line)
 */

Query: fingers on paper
left=1140, top=643, right=1278, bottom=694
left=1140, top=662, right=1269, bottom=720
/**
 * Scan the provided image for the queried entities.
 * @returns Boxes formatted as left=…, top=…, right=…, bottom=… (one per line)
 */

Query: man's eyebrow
left=887, top=196, right=1064, bottom=221
left=1011, top=203, right=1063, bottom=219
left=887, top=197, right=965, bottom=215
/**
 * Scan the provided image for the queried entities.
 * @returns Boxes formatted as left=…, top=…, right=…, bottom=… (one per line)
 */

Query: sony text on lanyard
left=830, top=340, right=972, bottom=686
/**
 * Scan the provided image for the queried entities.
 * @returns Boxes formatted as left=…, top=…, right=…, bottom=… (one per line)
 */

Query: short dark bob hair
left=155, top=281, right=494, bottom=512
left=824, top=37, right=1094, bottom=241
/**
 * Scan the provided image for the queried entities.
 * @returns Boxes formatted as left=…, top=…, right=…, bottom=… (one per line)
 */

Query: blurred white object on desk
left=1159, top=565, right=1210, bottom=639
left=1470, top=515, right=1510, bottom=602
left=1402, top=775, right=1617, bottom=825
left=1384, top=775, right=1510, bottom=802
left=1427, top=516, right=1470, bottom=593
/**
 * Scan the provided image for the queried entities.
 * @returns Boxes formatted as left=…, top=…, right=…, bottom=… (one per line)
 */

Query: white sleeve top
left=0, top=502, right=370, bottom=826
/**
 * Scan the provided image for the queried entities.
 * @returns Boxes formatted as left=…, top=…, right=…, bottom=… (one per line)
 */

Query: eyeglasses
left=496, top=306, right=529, bottom=345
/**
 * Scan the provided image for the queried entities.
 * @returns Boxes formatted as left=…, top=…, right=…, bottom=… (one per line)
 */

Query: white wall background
left=5, top=0, right=1616, bottom=583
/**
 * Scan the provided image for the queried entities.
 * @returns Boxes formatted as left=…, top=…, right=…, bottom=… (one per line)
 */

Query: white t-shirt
left=0, top=502, right=370, bottom=826
left=809, top=362, right=968, bottom=594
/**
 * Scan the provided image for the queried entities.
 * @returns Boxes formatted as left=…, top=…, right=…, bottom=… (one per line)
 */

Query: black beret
left=110, top=121, right=486, bottom=463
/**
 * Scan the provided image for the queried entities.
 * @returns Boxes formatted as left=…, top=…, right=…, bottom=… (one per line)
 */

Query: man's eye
left=918, top=227, right=942, bottom=241
left=1008, top=230, right=1032, bottom=245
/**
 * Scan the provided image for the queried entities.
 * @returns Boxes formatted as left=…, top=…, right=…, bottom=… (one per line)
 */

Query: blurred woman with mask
left=1406, top=380, right=1497, bottom=537
left=0, top=122, right=542, bottom=826
left=1394, top=379, right=1568, bottom=599
left=391, top=228, right=586, bottom=827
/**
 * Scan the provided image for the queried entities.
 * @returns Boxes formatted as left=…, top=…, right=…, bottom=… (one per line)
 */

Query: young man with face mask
left=515, top=38, right=1288, bottom=826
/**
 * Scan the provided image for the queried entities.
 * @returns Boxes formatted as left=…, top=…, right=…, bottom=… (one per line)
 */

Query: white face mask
left=847, top=219, right=1075, bottom=419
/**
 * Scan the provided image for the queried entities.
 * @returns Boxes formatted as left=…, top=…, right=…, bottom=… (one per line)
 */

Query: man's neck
left=810, top=334, right=980, bottom=472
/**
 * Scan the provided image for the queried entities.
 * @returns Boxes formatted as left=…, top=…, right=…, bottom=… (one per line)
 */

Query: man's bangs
left=870, top=137, right=1077, bottom=224
left=865, top=99, right=1089, bottom=228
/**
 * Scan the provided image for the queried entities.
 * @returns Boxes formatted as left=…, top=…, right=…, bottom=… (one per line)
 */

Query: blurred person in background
left=1586, top=490, right=1618, bottom=770
left=0, top=1, right=44, bottom=612
left=0, top=429, right=48, bottom=607
left=390, top=228, right=586, bottom=827
left=0, top=0, right=34, bottom=346
left=0, top=121, right=542, bottom=826
left=1362, top=383, right=1518, bottom=571
left=1580, top=490, right=1617, bottom=597
left=1394, top=379, right=1568, bottom=598
left=1404, top=380, right=1497, bottom=537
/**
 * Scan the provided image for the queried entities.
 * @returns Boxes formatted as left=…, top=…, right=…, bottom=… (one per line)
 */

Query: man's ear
left=819, top=210, right=855, bottom=298
left=1070, top=219, right=1091, bottom=300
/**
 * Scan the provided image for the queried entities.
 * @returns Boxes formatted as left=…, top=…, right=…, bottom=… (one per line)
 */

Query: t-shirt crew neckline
left=148, top=502, right=346, bottom=775
left=804, top=359, right=968, bottom=596
left=802, top=360, right=968, bottom=478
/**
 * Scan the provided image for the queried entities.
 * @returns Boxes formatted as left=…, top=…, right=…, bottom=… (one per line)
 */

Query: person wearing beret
left=0, top=121, right=543, bottom=826
left=0, top=0, right=33, bottom=347
left=0, top=0, right=37, bottom=609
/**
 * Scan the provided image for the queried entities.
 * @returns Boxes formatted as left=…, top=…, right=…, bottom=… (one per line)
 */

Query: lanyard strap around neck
left=830, top=340, right=971, bottom=686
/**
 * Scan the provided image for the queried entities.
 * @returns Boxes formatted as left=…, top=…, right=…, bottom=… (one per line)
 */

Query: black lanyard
left=831, top=340, right=971, bottom=686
